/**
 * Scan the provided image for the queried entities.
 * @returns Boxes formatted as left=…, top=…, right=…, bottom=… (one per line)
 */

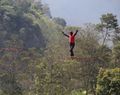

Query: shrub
left=96, top=68, right=120, bottom=95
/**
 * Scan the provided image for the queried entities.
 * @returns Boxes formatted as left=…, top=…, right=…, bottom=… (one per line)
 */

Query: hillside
left=0, top=0, right=120, bottom=95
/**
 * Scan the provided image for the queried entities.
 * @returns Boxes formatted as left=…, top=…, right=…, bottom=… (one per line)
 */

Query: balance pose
left=62, top=30, right=78, bottom=56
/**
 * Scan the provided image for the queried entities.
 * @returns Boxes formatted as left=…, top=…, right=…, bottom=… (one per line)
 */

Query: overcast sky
left=42, top=0, right=120, bottom=26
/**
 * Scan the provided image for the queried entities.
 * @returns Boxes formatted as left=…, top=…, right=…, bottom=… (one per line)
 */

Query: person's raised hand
left=76, top=30, right=78, bottom=32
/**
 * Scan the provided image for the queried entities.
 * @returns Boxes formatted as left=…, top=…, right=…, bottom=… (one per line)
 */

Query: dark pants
left=70, top=43, right=75, bottom=56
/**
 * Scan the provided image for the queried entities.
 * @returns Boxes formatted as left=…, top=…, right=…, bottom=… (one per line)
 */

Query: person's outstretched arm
left=62, top=31, right=69, bottom=37
left=74, top=30, right=78, bottom=36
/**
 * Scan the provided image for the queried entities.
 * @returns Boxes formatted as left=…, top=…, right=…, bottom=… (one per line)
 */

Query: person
left=62, top=30, right=78, bottom=56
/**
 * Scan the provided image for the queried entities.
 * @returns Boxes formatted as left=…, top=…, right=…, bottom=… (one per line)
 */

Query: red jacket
left=69, top=35, right=75, bottom=43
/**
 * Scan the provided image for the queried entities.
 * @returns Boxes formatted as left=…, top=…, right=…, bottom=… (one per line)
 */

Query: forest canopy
left=0, top=0, right=120, bottom=95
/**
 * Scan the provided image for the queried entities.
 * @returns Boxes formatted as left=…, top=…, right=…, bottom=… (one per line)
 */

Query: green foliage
left=35, top=61, right=78, bottom=95
left=96, top=13, right=119, bottom=45
left=53, top=17, right=67, bottom=27
left=96, top=68, right=120, bottom=95
left=100, top=13, right=118, bottom=29
left=112, top=41, right=120, bottom=67
left=95, top=45, right=112, bottom=68
left=0, top=0, right=47, bottom=48
left=71, top=90, right=86, bottom=95
left=0, top=1, right=64, bottom=95
left=0, top=73, right=23, bottom=95
left=65, top=26, right=81, bottom=33
left=0, top=0, right=120, bottom=95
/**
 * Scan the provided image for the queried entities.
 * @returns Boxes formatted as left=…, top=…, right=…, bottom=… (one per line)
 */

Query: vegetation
left=0, top=0, right=120, bottom=95
left=96, top=68, right=120, bottom=95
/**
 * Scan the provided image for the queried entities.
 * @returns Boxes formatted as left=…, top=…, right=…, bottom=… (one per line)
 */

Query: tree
left=42, top=4, right=52, bottom=18
left=96, top=13, right=119, bottom=46
left=0, top=0, right=67, bottom=95
left=35, top=61, right=75, bottom=95
left=96, top=68, right=120, bottom=95
left=33, top=0, right=43, bottom=11
left=64, top=26, right=80, bottom=32
left=53, top=17, right=67, bottom=27
left=112, top=41, right=120, bottom=67
left=14, top=0, right=32, bottom=15
left=0, top=74, right=23, bottom=95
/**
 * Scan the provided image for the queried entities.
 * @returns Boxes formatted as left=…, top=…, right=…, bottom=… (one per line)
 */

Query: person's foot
left=70, top=53, right=74, bottom=56
left=70, top=55, right=74, bottom=60
left=71, top=52, right=74, bottom=56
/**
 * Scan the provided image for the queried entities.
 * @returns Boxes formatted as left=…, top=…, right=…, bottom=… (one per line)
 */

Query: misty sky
left=42, top=0, right=120, bottom=26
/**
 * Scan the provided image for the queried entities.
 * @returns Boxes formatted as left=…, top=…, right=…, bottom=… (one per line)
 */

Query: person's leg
left=70, top=43, right=72, bottom=56
left=71, top=50, right=74, bottom=56
left=70, top=43, right=75, bottom=56
left=69, top=43, right=72, bottom=56
left=71, top=43, right=75, bottom=56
